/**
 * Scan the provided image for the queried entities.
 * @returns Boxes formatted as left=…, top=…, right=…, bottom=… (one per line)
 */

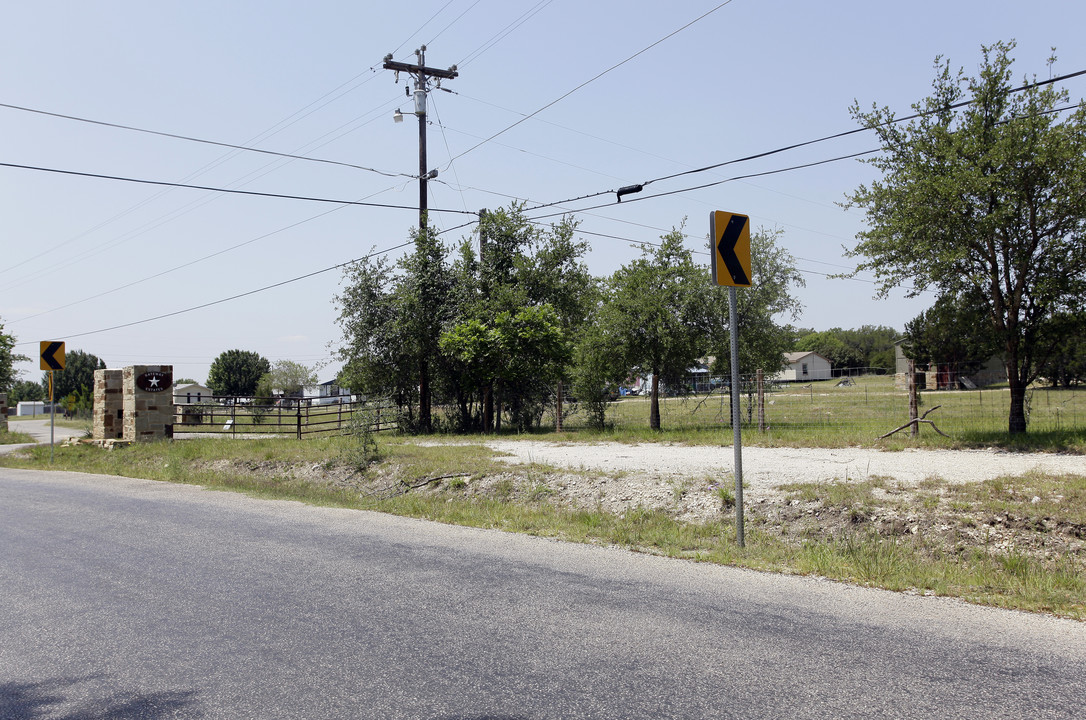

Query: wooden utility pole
left=382, top=47, right=458, bottom=433
left=382, top=47, right=458, bottom=237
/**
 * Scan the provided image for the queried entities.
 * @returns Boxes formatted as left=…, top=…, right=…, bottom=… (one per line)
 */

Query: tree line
left=334, top=206, right=806, bottom=433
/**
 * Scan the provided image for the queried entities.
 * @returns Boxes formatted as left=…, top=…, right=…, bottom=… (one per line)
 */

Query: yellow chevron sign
left=710, top=211, right=752, bottom=287
left=40, top=341, right=65, bottom=371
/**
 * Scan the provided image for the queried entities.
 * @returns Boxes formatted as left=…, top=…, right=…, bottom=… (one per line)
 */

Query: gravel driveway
left=485, top=440, right=1086, bottom=495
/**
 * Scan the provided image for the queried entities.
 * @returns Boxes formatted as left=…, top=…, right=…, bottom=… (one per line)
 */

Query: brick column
left=0, top=393, right=8, bottom=433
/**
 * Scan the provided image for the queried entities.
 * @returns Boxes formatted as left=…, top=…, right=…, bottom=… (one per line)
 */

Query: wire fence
left=548, top=373, right=1086, bottom=438
left=171, top=374, right=1085, bottom=441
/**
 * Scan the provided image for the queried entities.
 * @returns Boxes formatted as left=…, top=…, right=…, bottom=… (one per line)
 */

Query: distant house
left=173, top=382, right=214, bottom=405
left=893, top=341, right=1004, bottom=390
left=776, top=352, right=832, bottom=382
left=301, top=380, right=353, bottom=405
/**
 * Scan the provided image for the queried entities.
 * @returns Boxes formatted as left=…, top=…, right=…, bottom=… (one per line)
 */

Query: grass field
left=566, top=376, right=1086, bottom=452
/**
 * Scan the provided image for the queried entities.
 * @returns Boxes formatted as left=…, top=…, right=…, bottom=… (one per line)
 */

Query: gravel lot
left=485, top=440, right=1086, bottom=498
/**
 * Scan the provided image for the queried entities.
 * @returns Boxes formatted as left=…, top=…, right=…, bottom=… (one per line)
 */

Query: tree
left=604, top=226, right=708, bottom=431
left=207, top=349, right=270, bottom=397
left=795, top=326, right=900, bottom=373
left=8, top=379, right=45, bottom=404
left=399, top=222, right=453, bottom=433
left=569, top=320, right=624, bottom=430
left=440, top=305, right=568, bottom=431
left=0, top=317, right=30, bottom=393
left=335, top=240, right=449, bottom=431
left=846, top=42, right=1086, bottom=432
left=903, top=293, right=1000, bottom=372
left=706, top=227, right=805, bottom=378
left=446, top=208, right=595, bottom=431
left=1035, top=312, right=1086, bottom=387
left=262, top=360, right=318, bottom=396
left=43, top=349, right=105, bottom=401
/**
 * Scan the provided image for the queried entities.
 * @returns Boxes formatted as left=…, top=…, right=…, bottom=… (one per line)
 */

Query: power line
left=391, top=0, right=458, bottom=56
left=0, top=161, right=479, bottom=215
left=443, top=0, right=736, bottom=167
left=7, top=183, right=405, bottom=324
left=456, top=0, right=554, bottom=67
left=524, top=150, right=878, bottom=222
left=0, top=84, right=402, bottom=278
left=426, top=0, right=485, bottom=47
left=643, top=68, right=1086, bottom=188
left=513, top=71, right=1086, bottom=218
left=6, top=96, right=415, bottom=288
left=14, top=242, right=414, bottom=347
left=0, top=101, right=409, bottom=178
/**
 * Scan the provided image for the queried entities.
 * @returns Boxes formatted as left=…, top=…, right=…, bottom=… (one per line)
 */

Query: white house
left=173, top=382, right=214, bottom=405
left=776, top=351, right=832, bottom=382
left=301, top=380, right=353, bottom=405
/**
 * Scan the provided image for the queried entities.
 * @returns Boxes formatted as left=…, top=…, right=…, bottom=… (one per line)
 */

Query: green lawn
left=566, top=376, right=1086, bottom=452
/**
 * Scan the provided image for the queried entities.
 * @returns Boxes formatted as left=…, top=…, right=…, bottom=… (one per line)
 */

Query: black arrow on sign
left=41, top=341, right=64, bottom=371
left=717, top=214, right=749, bottom=286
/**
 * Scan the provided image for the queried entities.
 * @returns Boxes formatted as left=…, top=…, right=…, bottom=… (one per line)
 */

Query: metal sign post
left=710, top=212, right=751, bottom=547
left=728, top=286, right=744, bottom=547
left=40, top=341, right=65, bottom=465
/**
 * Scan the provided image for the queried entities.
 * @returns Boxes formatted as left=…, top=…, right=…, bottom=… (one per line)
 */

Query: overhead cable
left=0, top=101, right=409, bottom=178
left=0, top=161, right=478, bottom=215
left=444, top=0, right=735, bottom=166
left=15, top=242, right=414, bottom=346
left=519, top=70, right=1086, bottom=216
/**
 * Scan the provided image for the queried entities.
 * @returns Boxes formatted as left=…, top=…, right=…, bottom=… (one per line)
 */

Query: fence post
left=296, top=405, right=302, bottom=440
left=232, top=401, right=237, bottom=439
left=556, top=380, right=564, bottom=432
left=908, top=359, right=918, bottom=438
left=756, top=369, right=765, bottom=432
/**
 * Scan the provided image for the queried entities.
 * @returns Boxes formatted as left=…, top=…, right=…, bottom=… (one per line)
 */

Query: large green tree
left=335, top=224, right=453, bottom=432
left=440, top=305, right=568, bottom=431
left=446, top=208, right=594, bottom=431
left=400, top=222, right=452, bottom=433
left=43, top=349, right=105, bottom=401
left=207, top=349, right=270, bottom=397
left=603, top=226, right=708, bottom=431
left=846, top=42, right=1086, bottom=432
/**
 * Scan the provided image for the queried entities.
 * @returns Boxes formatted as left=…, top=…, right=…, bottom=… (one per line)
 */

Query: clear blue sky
left=3, top=0, right=1084, bottom=384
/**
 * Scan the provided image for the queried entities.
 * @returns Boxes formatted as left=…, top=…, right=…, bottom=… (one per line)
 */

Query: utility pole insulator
left=382, top=48, right=459, bottom=237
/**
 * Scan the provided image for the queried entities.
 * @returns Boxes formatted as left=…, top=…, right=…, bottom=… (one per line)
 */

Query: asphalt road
left=2, top=468, right=1084, bottom=719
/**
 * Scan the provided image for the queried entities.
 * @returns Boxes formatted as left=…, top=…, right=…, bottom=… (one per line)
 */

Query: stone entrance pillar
left=0, top=393, right=8, bottom=432
left=123, top=365, right=174, bottom=441
left=92, top=369, right=124, bottom=440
